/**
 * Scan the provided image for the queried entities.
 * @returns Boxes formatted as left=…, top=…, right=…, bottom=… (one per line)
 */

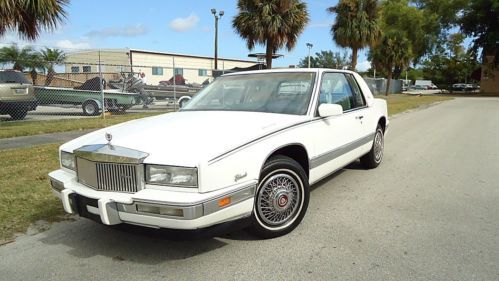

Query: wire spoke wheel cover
left=374, top=129, right=384, bottom=163
left=256, top=169, right=304, bottom=230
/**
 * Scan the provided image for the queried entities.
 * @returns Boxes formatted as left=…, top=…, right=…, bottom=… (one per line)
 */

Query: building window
left=152, top=67, right=163, bottom=75
left=198, top=69, right=207, bottom=76
left=174, top=68, right=183, bottom=75
left=82, top=65, right=91, bottom=73
left=71, top=66, right=80, bottom=73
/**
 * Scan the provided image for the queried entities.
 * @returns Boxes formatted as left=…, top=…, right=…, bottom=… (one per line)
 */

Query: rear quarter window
left=0, top=72, right=30, bottom=84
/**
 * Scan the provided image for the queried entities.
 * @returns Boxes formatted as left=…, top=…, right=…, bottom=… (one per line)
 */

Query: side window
left=346, top=74, right=366, bottom=107
left=319, top=73, right=355, bottom=111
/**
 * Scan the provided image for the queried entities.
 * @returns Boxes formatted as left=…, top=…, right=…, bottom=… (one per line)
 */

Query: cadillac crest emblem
left=105, top=132, right=112, bottom=144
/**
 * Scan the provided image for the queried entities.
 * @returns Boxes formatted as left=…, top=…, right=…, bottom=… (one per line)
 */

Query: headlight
left=145, top=165, right=198, bottom=188
left=61, top=151, right=75, bottom=170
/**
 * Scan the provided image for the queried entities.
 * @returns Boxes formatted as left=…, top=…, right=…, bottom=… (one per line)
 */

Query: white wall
left=131, top=51, right=256, bottom=85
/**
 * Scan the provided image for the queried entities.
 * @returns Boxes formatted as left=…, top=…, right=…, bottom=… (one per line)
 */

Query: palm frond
left=233, top=0, right=309, bottom=68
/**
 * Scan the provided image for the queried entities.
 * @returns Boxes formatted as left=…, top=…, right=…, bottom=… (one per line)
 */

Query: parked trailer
left=34, top=86, right=141, bottom=116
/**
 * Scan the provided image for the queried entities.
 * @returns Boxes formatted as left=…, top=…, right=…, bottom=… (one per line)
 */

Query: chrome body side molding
left=310, top=133, right=375, bottom=169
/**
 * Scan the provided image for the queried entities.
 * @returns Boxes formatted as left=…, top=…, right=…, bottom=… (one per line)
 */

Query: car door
left=309, top=72, right=367, bottom=183
left=344, top=73, right=374, bottom=141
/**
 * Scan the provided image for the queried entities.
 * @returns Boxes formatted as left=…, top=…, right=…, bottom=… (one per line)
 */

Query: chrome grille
left=96, top=162, right=138, bottom=192
left=76, top=157, right=141, bottom=193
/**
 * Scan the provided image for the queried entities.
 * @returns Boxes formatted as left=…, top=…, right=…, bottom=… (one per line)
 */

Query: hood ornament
left=105, top=132, right=112, bottom=145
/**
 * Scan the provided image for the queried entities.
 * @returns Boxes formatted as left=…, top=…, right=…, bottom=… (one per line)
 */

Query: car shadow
left=343, top=160, right=365, bottom=170
left=38, top=219, right=227, bottom=264
left=38, top=216, right=257, bottom=264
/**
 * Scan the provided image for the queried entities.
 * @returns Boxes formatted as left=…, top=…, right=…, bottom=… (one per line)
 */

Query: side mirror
left=318, top=103, right=343, bottom=117
left=178, top=97, right=191, bottom=109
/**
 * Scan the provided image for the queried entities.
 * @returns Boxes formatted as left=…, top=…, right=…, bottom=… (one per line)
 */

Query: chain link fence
left=0, top=46, right=259, bottom=123
left=363, top=77, right=402, bottom=95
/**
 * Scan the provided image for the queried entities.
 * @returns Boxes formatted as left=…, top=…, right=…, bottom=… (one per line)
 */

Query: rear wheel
left=249, top=155, right=309, bottom=238
left=82, top=100, right=99, bottom=116
left=9, top=109, right=28, bottom=120
left=360, top=124, right=384, bottom=169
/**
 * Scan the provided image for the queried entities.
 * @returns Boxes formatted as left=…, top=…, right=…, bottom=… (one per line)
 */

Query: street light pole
left=211, top=8, right=224, bottom=70
left=306, top=43, right=313, bottom=68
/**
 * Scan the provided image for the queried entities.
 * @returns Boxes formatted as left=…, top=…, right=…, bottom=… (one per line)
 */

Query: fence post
left=173, top=56, right=176, bottom=111
left=98, top=50, right=105, bottom=119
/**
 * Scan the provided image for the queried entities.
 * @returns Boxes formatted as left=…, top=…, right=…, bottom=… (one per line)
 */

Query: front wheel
left=360, top=124, right=384, bottom=169
left=249, top=155, right=309, bottom=238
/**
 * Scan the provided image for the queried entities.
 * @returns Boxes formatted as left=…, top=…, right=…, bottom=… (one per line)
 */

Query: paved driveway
left=0, top=97, right=498, bottom=281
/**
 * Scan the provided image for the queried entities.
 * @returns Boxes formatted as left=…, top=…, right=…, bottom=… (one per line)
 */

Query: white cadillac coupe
left=49, top=69, right=388, bottom=238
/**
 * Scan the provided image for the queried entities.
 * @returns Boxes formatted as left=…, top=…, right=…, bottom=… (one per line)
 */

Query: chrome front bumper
left=49, top=170, right=256, bottom=230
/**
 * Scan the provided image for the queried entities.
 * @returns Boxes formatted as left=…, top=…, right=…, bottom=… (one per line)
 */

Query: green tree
left=298, top=50, right=350, bottom=69
left=370, top=31, right=412, bottom=95
left=39, top=47, right=66, bottom=86
left=422, top=33, right=479, bottom=90
left=414, top=0, right=467, bottom=29
left=380, top=0, right=439, bottom=67
left=460, top=0, right=499, bottom=58
left=25, top=52, right=45, bottom=85
left=327, top=0, right=381, bottom=70
left=233, top=0, right=309, bottom=69
left=0, top=0, right=68, bottom=40
left=0, top=45, right=36, bottom=71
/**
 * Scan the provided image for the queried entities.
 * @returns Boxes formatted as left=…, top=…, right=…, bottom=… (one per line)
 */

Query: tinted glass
left=319, top=73, right=355, bottom=111
left=182, top=72, right=315, bottom=115
left=0, top=71, right=30, bottom=84
left=346, top=74, right=366, bottom=107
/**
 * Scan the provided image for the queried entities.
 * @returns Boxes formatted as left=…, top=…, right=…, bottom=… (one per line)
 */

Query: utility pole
left=306, top=43, right=313, bottom=68
left=211, top=8, right=224, bottom=70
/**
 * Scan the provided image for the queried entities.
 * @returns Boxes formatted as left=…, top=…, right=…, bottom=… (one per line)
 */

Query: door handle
left=356, top=115, right=364, bottom=120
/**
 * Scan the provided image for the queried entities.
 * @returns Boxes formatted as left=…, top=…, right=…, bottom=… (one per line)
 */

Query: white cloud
left=0, top=32, right=36, bottom=48
left=169, top=13, right=199, bottom=32
left=357, top=60, right=372, bottom=71
left=86, top=24, right=147, bottom=38
left=55, top=39, right=91, bottom=50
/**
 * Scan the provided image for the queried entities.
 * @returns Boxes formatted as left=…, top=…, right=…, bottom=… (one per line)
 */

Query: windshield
left=182, top=72, right=316, bottom=115
left=0, top=71, right=30, bottom=84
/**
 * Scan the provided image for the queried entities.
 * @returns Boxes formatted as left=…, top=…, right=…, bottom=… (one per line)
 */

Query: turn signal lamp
left=218, top=197, right=231, bottom=207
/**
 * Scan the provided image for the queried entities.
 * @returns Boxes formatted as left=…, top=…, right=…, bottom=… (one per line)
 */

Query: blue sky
left=0, top=0, right=372, bottom=70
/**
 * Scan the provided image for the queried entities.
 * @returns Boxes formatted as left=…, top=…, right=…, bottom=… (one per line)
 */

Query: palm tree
left=233, top=0, right=309, bottom=69
left=0, top=45, right=36, bottom=71
left=25, top=53, right=45, bottom=85
left=370, top=31, right=412, bottom=95
left=39, top=47, right=66, bottom=86
left=0, top=0, right=68, bottom=40
left=327, top=0, right=381, bottom=70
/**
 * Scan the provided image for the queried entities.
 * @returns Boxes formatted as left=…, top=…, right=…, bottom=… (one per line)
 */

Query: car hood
left=61, top=111, right=308, bottom=167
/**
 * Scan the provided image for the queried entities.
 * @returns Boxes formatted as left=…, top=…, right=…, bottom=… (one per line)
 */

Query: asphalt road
left=1, top=97, right=498, bottom=281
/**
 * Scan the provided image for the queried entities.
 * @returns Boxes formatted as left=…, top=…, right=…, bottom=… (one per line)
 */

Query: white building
left=64, top=49, right=257, bottom=85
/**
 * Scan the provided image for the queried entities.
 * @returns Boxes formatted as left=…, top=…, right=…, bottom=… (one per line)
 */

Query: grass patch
left=0, top=112, right=165, bottom=139
left=380, top=94, right=453, bottom=116
left=0, top=143, right=63, bottom=242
